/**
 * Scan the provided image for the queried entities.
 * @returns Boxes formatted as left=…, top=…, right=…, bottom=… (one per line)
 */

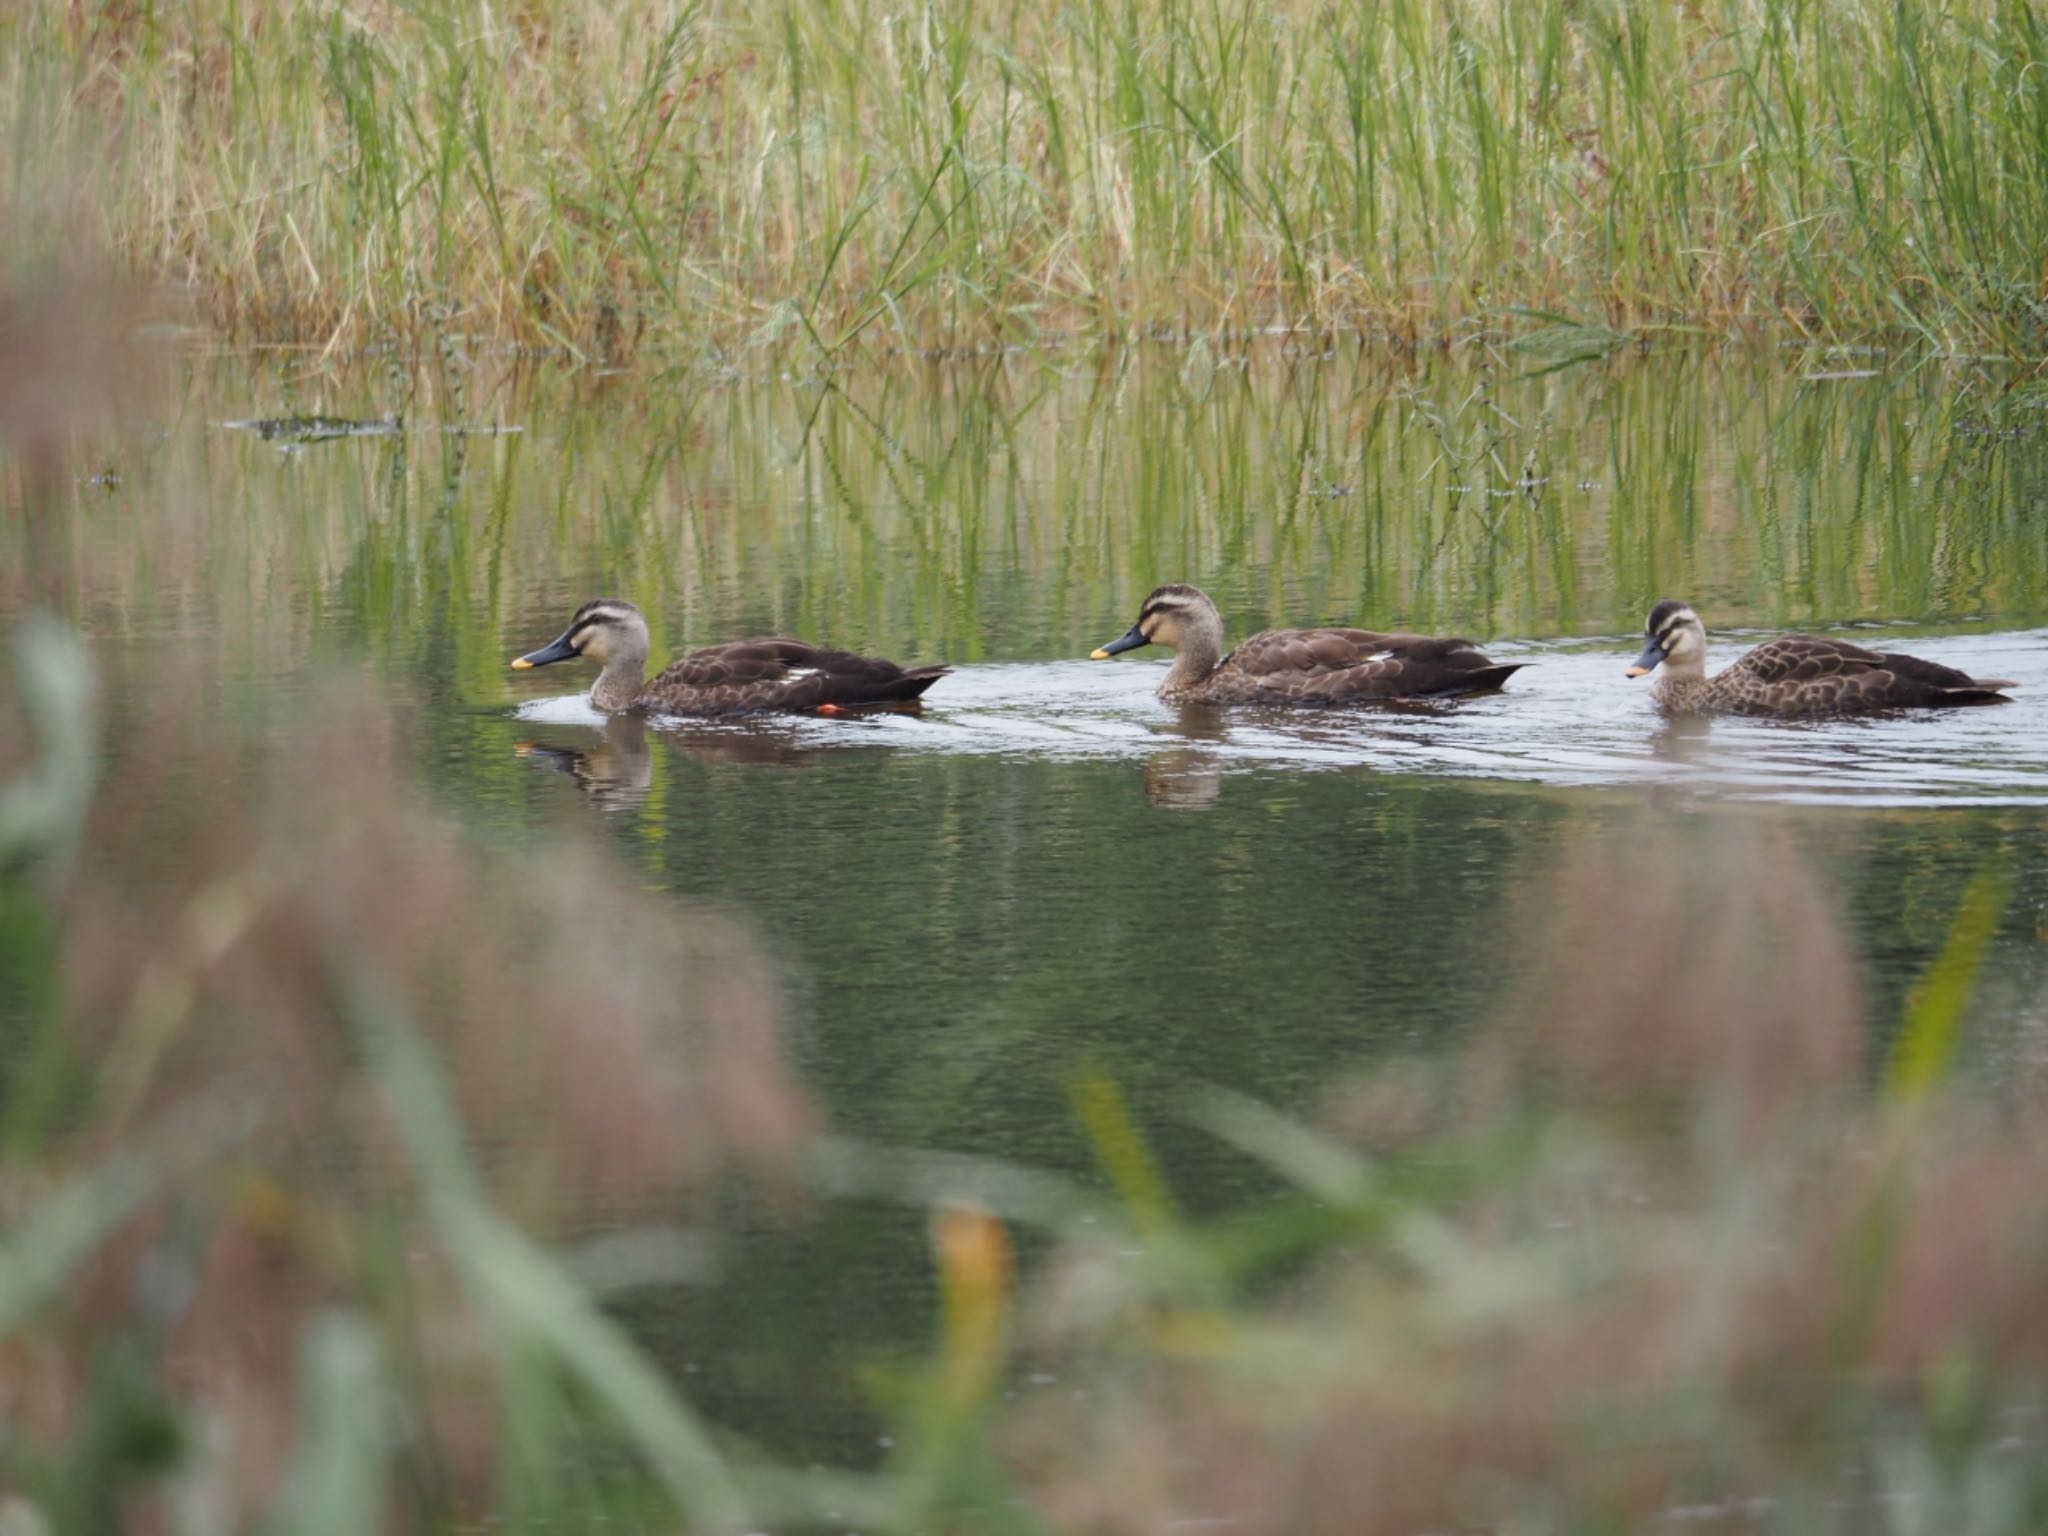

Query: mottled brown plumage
left=1091, top=584, right=1525, bottom=704
left=1627, top=600, right=2016, bottom=716
left=511, top=598, right=949, bottom=715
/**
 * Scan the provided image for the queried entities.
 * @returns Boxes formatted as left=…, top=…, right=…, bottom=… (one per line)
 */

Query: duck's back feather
left=643, top=638, right=949, bottom=714
left=1718, top=636, right=2013, bottom=714
left=1202, top=627, right=1525, bottom=704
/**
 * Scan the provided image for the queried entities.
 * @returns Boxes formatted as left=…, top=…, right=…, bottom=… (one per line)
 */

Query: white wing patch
left=784, top=667, right=821, bottom=680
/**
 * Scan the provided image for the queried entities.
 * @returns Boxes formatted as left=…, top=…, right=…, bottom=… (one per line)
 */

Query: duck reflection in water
left=1142, top=702, right=1228, bottom=810
left=516, top=714, right=824, bottom=808
left=516, top=714, right=654, bottom=810
left=1639, top=712, right=1720, bottom=811
left=1648, top=711, right=1717, bottom=766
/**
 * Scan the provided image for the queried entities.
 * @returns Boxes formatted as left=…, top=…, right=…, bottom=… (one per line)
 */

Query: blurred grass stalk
left=1011, top=827, right=2041, bottom=1536
left=0, top=610, right=837, bottom=1529
left=2, top=621, right=2039, bottom=1533
left=5, top=0, right=2047, bottom=363
left=0, top=189, right=839, bottom=1525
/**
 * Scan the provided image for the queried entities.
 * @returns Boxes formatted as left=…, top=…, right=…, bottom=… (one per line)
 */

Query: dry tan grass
left=1473, top=819, right=1864, bottom=1137
left=0, top=182, right=831, bottom=1529
left=0, top=188, right=160, bottom=612
left=1009, top=821, right=2048, bottom=1535
left=0, top=674, right=817, bottom=1519
left=6, top=0, right=2043, bottom=361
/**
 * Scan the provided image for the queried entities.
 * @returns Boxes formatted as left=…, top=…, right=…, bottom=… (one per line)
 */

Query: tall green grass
left=7, top=0, right=2048, bottom=362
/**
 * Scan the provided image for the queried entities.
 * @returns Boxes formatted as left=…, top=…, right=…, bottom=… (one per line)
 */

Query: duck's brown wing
left=644, top=639, right=949, bottom=715
left=1731, top=636, right=2013, bottom=713
left=1874, top=650, right=2016, bottom=700
left=1209, top=627, right=1525, bottom=704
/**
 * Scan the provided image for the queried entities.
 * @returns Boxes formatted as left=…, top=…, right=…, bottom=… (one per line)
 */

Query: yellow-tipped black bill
left=512, top=630, right=580, bottom=670
left=1627, top=637, right=1664, bottom=678
left=1091, top=623, right=1149, bottom=661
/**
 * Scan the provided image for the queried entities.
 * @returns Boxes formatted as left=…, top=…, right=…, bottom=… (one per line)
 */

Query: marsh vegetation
left=7, top=3, right=2048, bottom=1532
left=8, top=0, right=2048, bottom=362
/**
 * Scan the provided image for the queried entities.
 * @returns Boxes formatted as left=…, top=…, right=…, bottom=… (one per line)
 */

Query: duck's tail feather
left=1932, top=684, right=2016, bottom=707
left=1439, top=662, right=1528, bottom=695
left=880, top=665, right=952, bottom=702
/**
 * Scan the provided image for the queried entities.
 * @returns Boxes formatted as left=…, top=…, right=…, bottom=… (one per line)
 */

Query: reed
left=1003, top=824, right=2048, bottom=1536
left=7, top=0, right=2047, bottom=363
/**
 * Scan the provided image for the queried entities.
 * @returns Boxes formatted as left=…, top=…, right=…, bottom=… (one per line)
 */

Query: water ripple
left=513, top=627, right=2048, bottom=808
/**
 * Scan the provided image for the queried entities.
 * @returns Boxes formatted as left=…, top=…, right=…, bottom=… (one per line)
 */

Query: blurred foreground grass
left=5, top=609, right=2045, bottom=1534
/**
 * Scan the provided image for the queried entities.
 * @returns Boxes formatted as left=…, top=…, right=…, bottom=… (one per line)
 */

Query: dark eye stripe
left=573, top=606, right=636, bottom=633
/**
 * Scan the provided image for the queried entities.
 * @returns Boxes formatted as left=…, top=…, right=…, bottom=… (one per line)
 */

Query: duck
left=1627, top=600, right=2017, bottom=716
left=511, top=598, right=950, bottom=715
left=1090, top=584, right=1526, bottom=704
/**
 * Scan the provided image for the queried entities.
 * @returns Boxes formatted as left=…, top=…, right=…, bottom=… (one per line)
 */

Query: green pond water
left=13, top=343, right=2048, bottom=1468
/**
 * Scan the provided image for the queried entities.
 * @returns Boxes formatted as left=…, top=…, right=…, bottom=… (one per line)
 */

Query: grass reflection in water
left=6, top=343, right=2048, bottom=1530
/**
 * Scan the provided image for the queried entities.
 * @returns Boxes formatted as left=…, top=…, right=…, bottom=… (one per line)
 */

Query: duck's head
left=1629, top=600, right=1706, bottom=677
left=1092, top=584, right=1221, bottom=659
left=511, top=598, right=651, bottom=672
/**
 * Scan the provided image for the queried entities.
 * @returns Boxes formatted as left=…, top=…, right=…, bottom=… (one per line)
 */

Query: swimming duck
left=1627, top=600, right=2016, bottom=716
left=511, top=598, right=950, bottom=715
left=1091, top=584, right=1526, bottom=704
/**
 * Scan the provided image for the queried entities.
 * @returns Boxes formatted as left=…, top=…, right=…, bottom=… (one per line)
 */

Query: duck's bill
left=512, top=631, right=579, bottom=670
left=1626, top=639, right=1664, bottom=678
left=1091, top=624, right=1149, bottom=661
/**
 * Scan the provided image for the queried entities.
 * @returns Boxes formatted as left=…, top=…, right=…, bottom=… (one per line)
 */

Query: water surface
left=516, top=625, right=2048, bottom=807
left=13, top=343, right=2048, bottom=1466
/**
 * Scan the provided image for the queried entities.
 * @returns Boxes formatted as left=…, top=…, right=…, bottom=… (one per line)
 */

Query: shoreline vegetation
left=9, top=5, right=2048, bottom=1532
left=6, top=0, right=2047, bottom=367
